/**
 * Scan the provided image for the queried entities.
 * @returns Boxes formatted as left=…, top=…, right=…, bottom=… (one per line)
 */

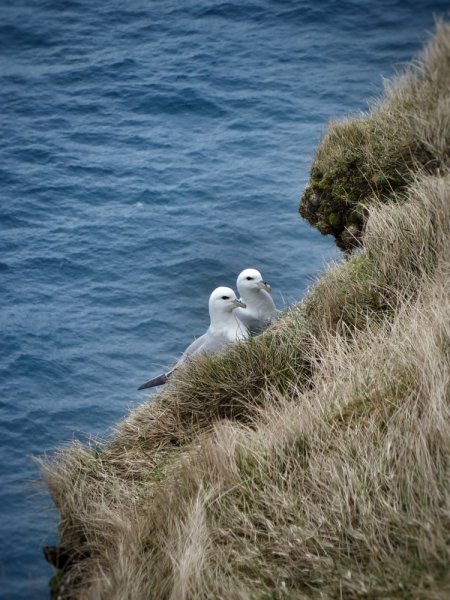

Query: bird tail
left=138, top=371, right=171, bottom=390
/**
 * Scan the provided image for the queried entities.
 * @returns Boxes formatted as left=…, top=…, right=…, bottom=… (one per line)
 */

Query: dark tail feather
left=138, top=371, right=170, bottom=390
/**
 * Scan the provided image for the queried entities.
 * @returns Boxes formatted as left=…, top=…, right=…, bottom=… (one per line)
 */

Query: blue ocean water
left=1, top=0, right=448, bottom=597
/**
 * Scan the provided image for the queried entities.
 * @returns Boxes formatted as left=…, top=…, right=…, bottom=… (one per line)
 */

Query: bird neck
left=209, top=310, right=247, bottom=340
left=239, top=288, right=276, bottom=318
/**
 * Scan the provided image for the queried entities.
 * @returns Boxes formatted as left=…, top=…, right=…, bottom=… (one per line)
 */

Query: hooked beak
left=257, top=279, right=272, bottom=292
left=232, top=299, right=246, bottom=309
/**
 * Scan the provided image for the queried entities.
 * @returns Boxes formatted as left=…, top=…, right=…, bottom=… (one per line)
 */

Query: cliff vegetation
left=39, top=21, right=450, bottom=599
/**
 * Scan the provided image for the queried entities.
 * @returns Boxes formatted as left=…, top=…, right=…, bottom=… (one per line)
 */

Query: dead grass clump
left=304, top=252, right=389, bottom=333
left=365, top=174, right=450, bottom=286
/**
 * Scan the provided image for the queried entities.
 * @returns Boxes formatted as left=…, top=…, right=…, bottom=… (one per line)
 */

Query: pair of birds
left=138, top=268, right=277, bottom=390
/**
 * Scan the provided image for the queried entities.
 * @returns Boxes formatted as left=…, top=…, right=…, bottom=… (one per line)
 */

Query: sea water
left=1, top=0, right=448, bottom=597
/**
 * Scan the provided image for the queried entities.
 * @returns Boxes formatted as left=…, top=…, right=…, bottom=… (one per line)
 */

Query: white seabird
left=234, top=268, right=277, bottom=333
left=138, top=286, right=247, bottom=390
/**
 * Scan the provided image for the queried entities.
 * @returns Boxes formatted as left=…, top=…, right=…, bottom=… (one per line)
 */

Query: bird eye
left=246, top=277, right=253, bottom=281
left=221, top=296, right=229, bottom=300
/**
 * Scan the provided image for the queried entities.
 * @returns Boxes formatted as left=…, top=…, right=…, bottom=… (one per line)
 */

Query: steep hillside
left=40, top=21, right=450, bottom=600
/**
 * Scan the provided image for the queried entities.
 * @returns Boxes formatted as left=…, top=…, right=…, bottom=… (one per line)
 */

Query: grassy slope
left=39, top=21, right=450, bottom=600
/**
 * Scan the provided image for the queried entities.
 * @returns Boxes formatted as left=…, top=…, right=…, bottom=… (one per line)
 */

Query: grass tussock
left=39, top=22, right=450, bottom=600
left=299, top=19, right=450, bottom=251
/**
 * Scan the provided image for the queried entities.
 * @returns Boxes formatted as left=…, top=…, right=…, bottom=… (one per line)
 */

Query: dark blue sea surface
left=1, top=0, right=449, bottom=597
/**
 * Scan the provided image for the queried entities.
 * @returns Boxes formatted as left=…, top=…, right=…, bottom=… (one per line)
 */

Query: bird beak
left=232, top=299, right=246, bottom=309
left=257, top=279, right=272, bottom=292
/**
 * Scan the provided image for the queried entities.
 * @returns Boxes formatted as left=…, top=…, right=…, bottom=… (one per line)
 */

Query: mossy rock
left=299, top=86, right=439, bottom=251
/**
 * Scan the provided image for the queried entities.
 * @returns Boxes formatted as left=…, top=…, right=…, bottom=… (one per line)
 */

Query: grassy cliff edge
left=299, top=19, right=450, bottom=252
left=40, top=21, right=450, bottom=599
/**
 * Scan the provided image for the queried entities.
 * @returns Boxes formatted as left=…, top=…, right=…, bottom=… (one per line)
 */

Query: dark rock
left=43, top=545, right=73, bottom=570
left=340, top=225, right=363, bottom=251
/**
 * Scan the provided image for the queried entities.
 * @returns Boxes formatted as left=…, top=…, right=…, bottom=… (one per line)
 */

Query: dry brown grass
left=39, top=23, right=450, bottom=600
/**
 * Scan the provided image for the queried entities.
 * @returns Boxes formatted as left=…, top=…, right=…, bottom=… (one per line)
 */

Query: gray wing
left=234, top=308, right=272, bottom=333
left=138, top=330, right=229, bottom=390
left=180, top=328, right=228, bottom=363
left=138, top=336, right=205, bottom=390
left=181, top=334, right=207, bottom=358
